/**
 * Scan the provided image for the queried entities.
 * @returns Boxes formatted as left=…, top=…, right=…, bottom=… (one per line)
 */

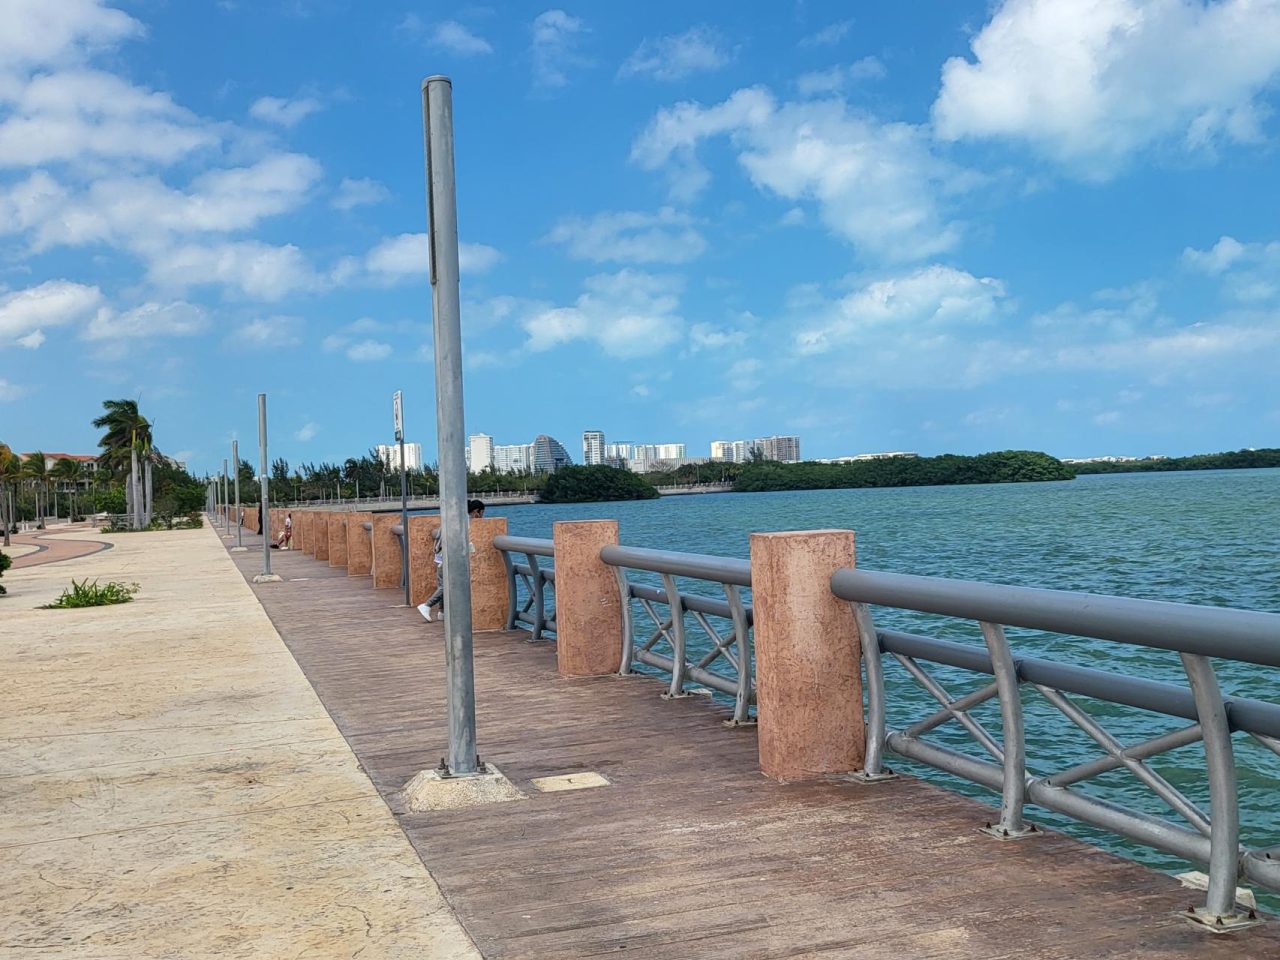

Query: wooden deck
left=229, top=533, right=1280, bottom=959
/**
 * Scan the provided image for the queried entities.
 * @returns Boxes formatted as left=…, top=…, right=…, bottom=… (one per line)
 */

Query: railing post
left=849, top=602, right=893, bottom=780
left=372, top=514, right=401, bottom=589
left=749, top=530, right=862, bottom=781
left=501, top=547, right=518, bottom=630
left=978, top=621, right=1034, bottom=839
left=528, top=554, right=547, bottom=642
left=659, top=573, right=688, bottom=699
left=553, top=520, right=623, bottom=677
left=346, top=512, right=373, bottom=577
left=313, top=512, right=331, bottom=562
left=329, top=510, right=348, bottom=568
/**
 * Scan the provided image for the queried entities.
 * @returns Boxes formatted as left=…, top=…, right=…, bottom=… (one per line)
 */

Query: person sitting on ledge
left=417, top=499, right=485, bottom=623
left=276, top=512, right=292, bottom=550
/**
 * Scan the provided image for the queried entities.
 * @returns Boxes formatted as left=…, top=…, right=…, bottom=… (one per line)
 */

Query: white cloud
left=332, top=176, right=389, bottom=210
left=15, top=329, right=44, bottom=349
left=689, top=322, right=749, bottom=350
left=362, top=232, right=502, bottom=283
left=531, top=10, right=589, bottom=91
left=1183, top=235, right=1280, bottom=302
left=796, top=58, right=885, bottom=96
left=795, top=265, right=1009, bottom=356
left=522, top=270, right=684, bottom=357
left=0, top=0, right=142, bottom=69
left=800, top=20, right=853, bottom=48
left=632, top=86, right=966, bottom=261
left=295, top=422, right=319, bottom=441
left=0, top=378, right=26, bottom=400
left=1183, top=235, right=1247, bottom=274
left=618, top=27, right=731, bottom=82
left=146, top=240, right=322, bottom=300
left=234, top=316, right=302, bottom=347
left=83, top=301, right=206, bottom=340
left=0, top=153, right=321, bottom=251
left=0, top=68, right=220, bottom=168
left=933, top=0, right=1280, bottom=176
left=248, top=95, right=323, bottom=127
left=0, top=279, right=102, bottom=345
left=345, top=339, right=392, bottom=361
left=545, top=208, right=705, bottom=264
left=431, top=20, right=493, bottom=56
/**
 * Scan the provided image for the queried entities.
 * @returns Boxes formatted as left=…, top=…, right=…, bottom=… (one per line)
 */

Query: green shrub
left=0, top=549, right=11, bottom=597
left=42, top=578, right=140, bottom=608
left=539, top=465, right=660, bottom=503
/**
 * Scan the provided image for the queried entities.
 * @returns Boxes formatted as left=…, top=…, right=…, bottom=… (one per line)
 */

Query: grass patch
left=43, top=578, right=140, bottom=609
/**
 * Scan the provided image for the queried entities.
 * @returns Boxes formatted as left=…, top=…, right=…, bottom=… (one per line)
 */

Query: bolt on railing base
left=722, top=716, right=758, bottom=729
left=846, top=768, right=899, bottom=784
left=1180, top=907, right=1263, bottom=934
left=980, top=821, right=1041, bottom=841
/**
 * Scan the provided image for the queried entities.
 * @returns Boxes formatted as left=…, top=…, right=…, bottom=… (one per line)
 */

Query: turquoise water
left=482, top=470, right=1280, bottom=897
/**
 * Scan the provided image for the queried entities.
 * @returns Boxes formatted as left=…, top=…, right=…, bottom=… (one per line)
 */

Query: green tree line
left=1069, top=448, right=1280, bottom=474
left=732, top=450, right=1074, bottom=493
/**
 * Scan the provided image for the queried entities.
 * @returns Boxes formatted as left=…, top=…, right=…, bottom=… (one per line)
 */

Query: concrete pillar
left=346, top=512, right=373, bottom=577
left=749, top=530, right=863, bottom=782
left=268, top=509, right=280, bottom=543
left=552, top=520, right=623, bottom=677
left=470, top=517, right=511, bottom=631
left=372, top=514, right=402, bottom=589
left=313, top=512, right=330, bottom=561
left=303, top=512, right=317, bottom=555
left=329, top=512, right=349, bottom=568
left=408, top=514, right=441, bottom=606
left=295, top=512, right=309, bottom=554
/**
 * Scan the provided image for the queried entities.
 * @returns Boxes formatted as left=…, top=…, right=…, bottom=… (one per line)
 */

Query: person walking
left=277, top=512, right=292, bottom=549
left=418, top=499, right=485, bottom=622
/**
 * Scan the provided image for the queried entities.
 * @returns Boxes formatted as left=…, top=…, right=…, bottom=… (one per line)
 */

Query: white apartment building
left=375, top=442, right=424, bottom=472
left=582, top=430, right=605, bottom=465
left=468, top=433, right=495, bottom=473
left=710, top=440, right=734, bottom=461
left=493, top=443, right=534, bottom=473
left=710, top=436, right=801, bottom=463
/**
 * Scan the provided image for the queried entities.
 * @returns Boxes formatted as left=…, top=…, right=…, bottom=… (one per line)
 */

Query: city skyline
left=2, top=1, right=1277, bottom=474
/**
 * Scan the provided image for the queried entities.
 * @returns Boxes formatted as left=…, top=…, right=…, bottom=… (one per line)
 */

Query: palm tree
left=22, top=452, right=51, bottom=526
left=93, top=399, right=155, bottom=479
left=0, top=442, right=13, bottom=545
left=52, top=458, right=85, bottom=520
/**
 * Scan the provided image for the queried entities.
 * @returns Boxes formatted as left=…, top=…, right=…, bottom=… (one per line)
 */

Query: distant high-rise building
left=582, top=430, right=605, bottom=465
left=532, top=435, right=572, bottom=473
left=757, top=435, right=800, bottom=462
left=710, top=440, right=733, bottom=461
left=605, top=440, right=634, bottom=461
left=468, top=433, right=494, bottom=474
left=731, top=440, right=753, bottom=463
left=494, top=443, right=534, bottom=472
left=375, top=443, right=424, bottom=472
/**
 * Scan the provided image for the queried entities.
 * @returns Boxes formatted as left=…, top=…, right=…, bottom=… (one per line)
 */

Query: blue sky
left=1, top=0, right=1279, bottom=475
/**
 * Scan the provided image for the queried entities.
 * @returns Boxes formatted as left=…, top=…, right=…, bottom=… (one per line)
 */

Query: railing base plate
left=1179, top=908, right=1263, bottom=934
left=722, top=717, right=757, bottom=728
left=846, top=768, right=899, bottom=784
left=980, top=822, right=1040, bottom=841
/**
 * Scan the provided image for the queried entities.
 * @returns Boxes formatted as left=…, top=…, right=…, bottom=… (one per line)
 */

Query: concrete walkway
left=6, top=526, right=113, bottom=568
left=0, top=522, right=481, bottom=959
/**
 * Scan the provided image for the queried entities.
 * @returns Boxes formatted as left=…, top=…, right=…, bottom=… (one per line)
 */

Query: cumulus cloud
left=796, top=58, right=885, bottom=96
left=362, top=232, right=502, bottom=282
left=295, top=422, right=319, bottom=441
left=0, top=279, right=103, bottom=346
left=800, top=20, right=853, bottom=48
left=545, top=208, right=705, bottom=264
left=331, top=176, right=389, bottom=210
left=531, top=9, right=589, bottom=91
left=521, top=270, right=684, bottom=357
left=430, top=20, right=493, bottom=56
left=248, top=95, right=323, bottom=127
left=1183, top=235, right=1280, bottom=302
left=345, top=339, right=392, bottom=361
left=0, top=0, right=142, bottom=70
left=83, top=300, right=206, bottom=340
left=145, top=241, right=322, bottom=301
left=0, top=378, right=25, bottom=400
left=632, top=86, right=967, bottom=261
left=932, top=0, right=1280, bottom=176
left=618, top=27, right=731, bottom=81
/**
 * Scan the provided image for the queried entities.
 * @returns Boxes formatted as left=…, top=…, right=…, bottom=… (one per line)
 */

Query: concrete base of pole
left=252, top=573, right=283, bottom=583
left=230, top=546, right=248, bottom=552
left=399, top=764, right=523, bottom=812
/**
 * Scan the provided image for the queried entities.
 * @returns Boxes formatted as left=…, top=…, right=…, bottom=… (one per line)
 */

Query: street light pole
left=254, top=393, right=280, bottom=582
left=423, top=75, right=478, bottom=776
left=221, top=459, right=230, bottom=536
left=231, top=439, right=243, bottom=550
left=395, top=390, right=410, bottom=607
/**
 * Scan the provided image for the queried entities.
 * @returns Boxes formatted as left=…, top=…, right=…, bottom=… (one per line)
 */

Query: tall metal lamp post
left=394, top=390, right=411, bottom=607
left=254, top=393, right=281, bottom=582
left=423, top=75, right=478, bottom=776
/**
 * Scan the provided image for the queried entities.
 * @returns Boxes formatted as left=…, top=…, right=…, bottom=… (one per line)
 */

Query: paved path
left=0, top=522, right=481, bottom=959
left=230, top=529, right=1280, bottom=960
left=6, top=527, right=113, bottom=569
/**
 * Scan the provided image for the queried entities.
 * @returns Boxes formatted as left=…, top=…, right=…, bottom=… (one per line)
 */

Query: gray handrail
left=833, top=565, right=1280, bottom=928
left=600, top=544, right=751, bottom=586
left=493, top=535, right=556, bottom=641
left=831, top=568, right=1280, bottom=666
left=494, top=534, right=553, bottom=558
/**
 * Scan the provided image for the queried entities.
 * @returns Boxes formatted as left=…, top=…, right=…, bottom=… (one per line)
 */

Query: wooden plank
left=229, top=532, right=1279, bottom=959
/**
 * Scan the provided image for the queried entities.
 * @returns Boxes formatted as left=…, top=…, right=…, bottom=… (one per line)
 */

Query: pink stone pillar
left=749, top=530, right=863, bottom=782
left=298, top=512, right=312, bottom=554
left=552, top=520, right=623, bottom=677
left=347, top=512, right=373, bottom=577
left=372, top=514, right=402, bottom=589
left=313, top=513, right=330, bottom=561
left=329, top=513, right=349, bottom=568
left=408, top=514, right=441, bottom=606
left=470, top=517, right=511, bottom=631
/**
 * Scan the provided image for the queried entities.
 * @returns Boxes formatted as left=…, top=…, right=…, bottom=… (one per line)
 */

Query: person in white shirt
left=418, top=500, right=484, bottom=622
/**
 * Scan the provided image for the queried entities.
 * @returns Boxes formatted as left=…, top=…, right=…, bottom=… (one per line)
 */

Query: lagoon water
left=485, top=469, right=1280, bottom=893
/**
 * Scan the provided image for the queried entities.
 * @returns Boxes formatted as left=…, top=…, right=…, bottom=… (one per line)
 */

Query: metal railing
left=600, top=544, right=755, bottom=726
left=831, top=567, right=1280, bottom=929
left=494, top=535, right=556, bottom=641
